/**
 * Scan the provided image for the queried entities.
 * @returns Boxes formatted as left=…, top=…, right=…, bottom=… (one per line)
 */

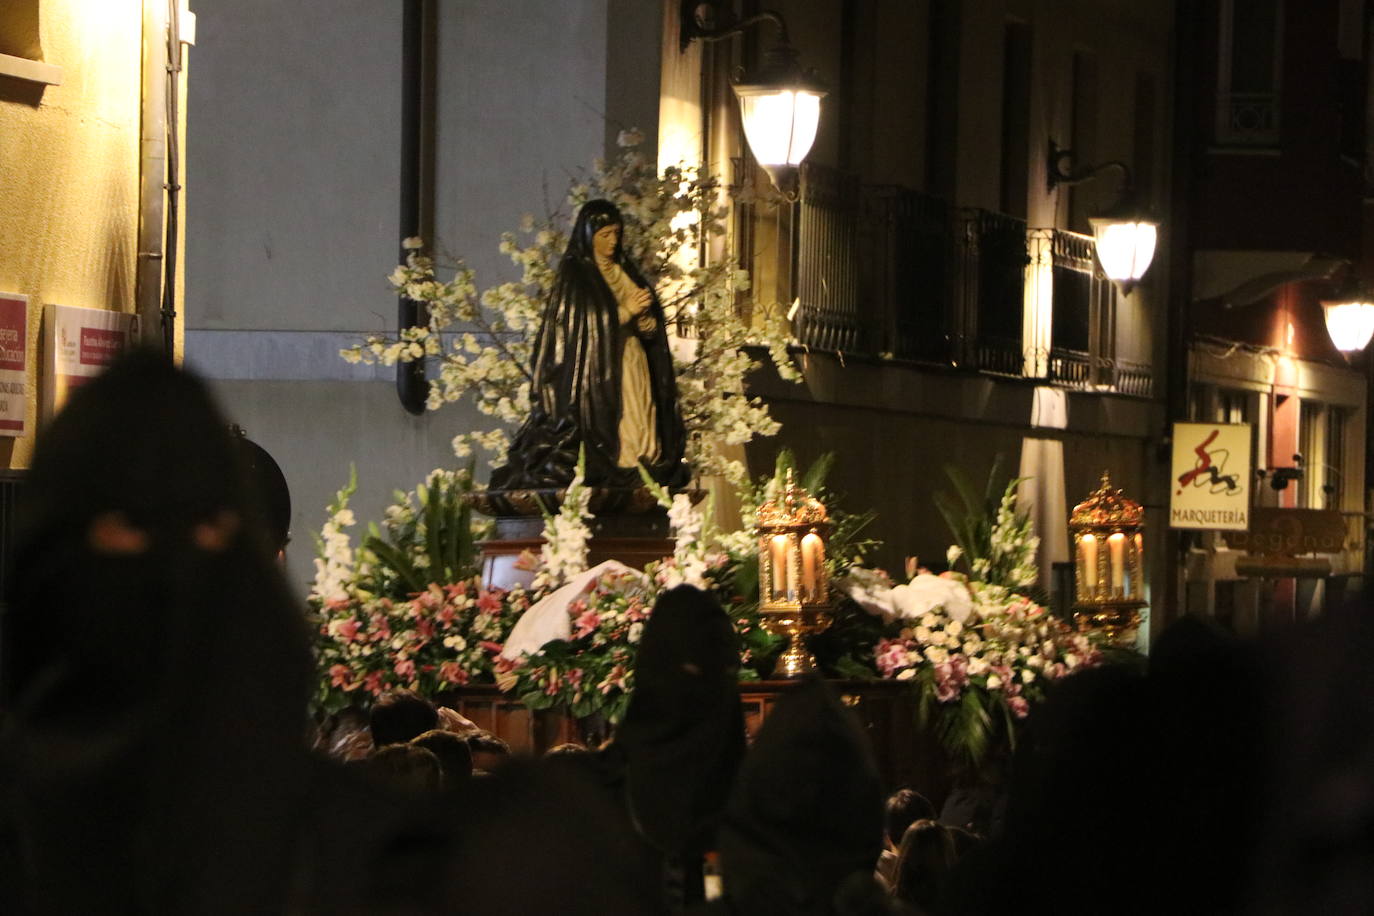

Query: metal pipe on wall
left=160, top=0, right=183, bottom=356
left=396, top=0, right=436, bottom=414
left=136, top=0, right=169, bottom=352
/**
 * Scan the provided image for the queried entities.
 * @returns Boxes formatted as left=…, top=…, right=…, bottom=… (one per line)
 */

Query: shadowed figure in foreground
left=702, top=677, right=901, bottom=916
left=573, top=584, right=748, bottom=910
left=0, top=351, right=314, bottom=914
left=943, top=615, right=1270, bottom=916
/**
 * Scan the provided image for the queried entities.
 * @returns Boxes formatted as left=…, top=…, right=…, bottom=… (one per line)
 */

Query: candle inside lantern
left=801, top=532, right=823, bottom=601
left=1079, top=534, right=1098, bottom=591
left=770, top=534, right=789, bottom=599
left=1108, top=532, right=1126, bottom=596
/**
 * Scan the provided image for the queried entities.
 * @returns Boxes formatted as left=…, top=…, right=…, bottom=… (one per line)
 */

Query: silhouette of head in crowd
left=369, top=689, right=437, bottom=747
left=891, top=819, right=957, bottom=912
left=366, top=743, right=444, bottom=797
left=885, top=787, right=937, bottom=849
left=410, top=728, right=473, bottom=787
left=230, top=425, right=292, bottom=558
left=469, top=729, right=512, bottom=772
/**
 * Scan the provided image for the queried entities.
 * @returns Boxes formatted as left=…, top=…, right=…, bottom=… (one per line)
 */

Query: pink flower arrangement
left=872, top=583, right=1103, bottom=729
left=312, top=576, right=529, bottom=712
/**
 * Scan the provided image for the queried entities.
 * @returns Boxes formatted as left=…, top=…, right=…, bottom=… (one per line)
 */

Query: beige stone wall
left=0, top=0, right=144, bottom=467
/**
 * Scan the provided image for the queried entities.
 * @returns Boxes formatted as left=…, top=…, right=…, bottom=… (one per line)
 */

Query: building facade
left=1175, top=0, right=1371, bottom=630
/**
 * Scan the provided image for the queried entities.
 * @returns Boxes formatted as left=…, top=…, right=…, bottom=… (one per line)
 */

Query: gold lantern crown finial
left=757, top=467, right=829, bottom=528
left=1070, top=470, right=1144, bottom=531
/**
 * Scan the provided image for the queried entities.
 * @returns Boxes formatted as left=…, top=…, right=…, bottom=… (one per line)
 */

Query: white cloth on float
left=499, top=559, right=645, bottom=660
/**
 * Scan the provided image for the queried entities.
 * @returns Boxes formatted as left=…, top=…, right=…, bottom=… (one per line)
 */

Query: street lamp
left=1321, top=291, right=1374, bottom=353
left=1047, top=140, right=1159, bottom=294
left=680, top=2, right=826, bottom=195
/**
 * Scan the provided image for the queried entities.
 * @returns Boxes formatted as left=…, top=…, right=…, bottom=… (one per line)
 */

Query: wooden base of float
left=435, top=679, right=950, bottom=799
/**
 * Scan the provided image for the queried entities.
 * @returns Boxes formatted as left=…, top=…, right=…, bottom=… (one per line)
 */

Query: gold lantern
left=756, top=470, right=833, bottom=678
left=1070, top=472, right=1146, bottom=644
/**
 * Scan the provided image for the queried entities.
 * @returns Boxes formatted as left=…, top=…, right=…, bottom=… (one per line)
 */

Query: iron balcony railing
left=780, top=163, right=1153, bottom=397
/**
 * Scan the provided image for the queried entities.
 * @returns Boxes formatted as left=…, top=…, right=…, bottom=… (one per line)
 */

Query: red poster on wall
left=0, top=293, right=27, bottom=436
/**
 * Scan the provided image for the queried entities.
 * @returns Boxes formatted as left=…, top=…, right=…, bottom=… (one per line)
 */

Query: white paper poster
left=1169, top=421, right=1252, bottom=531
left=0, top=293, right=28, bottom=437
left=43, top=304, right=138, bottom=419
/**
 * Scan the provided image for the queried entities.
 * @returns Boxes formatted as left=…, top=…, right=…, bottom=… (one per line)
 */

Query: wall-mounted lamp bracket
left=680, top=2, right=789, bottom=51
left=1047, top=140, right=1134, bottom=193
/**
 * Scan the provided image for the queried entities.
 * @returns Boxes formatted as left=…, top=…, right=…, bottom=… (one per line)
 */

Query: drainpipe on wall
left=1162, top=0, right=1200, bottom=625
left=135, top=0, right=169, bottom=353
left=160, top=0, right=184, bottom=356
left=396, top=0, right=436, bottom=414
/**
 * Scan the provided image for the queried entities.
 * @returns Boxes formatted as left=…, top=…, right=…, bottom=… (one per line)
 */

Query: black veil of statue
left=491, top=199, right=688, bottom=491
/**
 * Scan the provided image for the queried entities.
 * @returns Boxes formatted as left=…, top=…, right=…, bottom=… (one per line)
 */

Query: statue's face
left=593, top=223, right=621, bottom=260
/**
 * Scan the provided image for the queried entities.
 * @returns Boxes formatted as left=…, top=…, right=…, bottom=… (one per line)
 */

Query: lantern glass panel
left=768, top=534, right=789, bottom=600
left=1323, top=301, right=1374, bottom=352
left=1090, top=218, right=1158, bottom=282
left=738, top=89, right=822, bottom=167
left=800, top=532, right=824, bottom=601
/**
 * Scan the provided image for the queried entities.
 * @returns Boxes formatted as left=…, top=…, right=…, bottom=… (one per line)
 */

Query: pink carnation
left=1008, top=696, right=1030, bottom=718
left=573, top=608, right=601, bottom=639
left=875, top=639, right=913, bottom=677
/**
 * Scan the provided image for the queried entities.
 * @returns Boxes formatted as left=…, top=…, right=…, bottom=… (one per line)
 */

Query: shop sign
left=0, top=293, right=27, bottom=437
left=1222, top=508, right=1347, bottom=555
left=1169, top=422, right=1251, bottom=530
left=42, top=304, right=138, bottom=419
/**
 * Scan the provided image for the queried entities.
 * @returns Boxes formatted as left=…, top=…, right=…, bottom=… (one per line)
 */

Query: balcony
left=775, top=164, right=1153, bottom=398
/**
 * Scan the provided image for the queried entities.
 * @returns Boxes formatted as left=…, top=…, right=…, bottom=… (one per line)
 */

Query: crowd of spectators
left=2, top=353, right=1372, bottom=914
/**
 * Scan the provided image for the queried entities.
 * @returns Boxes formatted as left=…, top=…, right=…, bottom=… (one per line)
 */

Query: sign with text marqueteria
left=42, top=303, right=137, bottom=419
left=0, top=293, right=28, bottom=437
left=1170, top=421, right=1252, bottom=531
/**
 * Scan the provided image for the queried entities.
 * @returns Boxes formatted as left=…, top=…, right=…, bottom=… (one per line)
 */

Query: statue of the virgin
left=491, top=199, right=689, bottom=491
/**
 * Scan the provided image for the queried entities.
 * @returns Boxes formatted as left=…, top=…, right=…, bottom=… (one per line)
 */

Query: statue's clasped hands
left=632, top=286, right=658, bottom=333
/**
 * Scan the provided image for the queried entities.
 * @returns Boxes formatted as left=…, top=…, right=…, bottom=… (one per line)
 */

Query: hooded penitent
left=491, top=198, right=688, bottom=489
left=614, top=585, right=746, bottom=856
left=716, top=678, right=887, bottom=916
left=0, top=351, right=313, bottom=914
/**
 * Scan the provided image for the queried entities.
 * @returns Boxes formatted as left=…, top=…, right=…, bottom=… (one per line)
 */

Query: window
left=1215, top=0, right=1283, bottom=147
left=1292, top=401, right=1349, bottom=509
left=1324, top=407, right=1347, bottom=508
left=999, top=20, right=1032, bottom=218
